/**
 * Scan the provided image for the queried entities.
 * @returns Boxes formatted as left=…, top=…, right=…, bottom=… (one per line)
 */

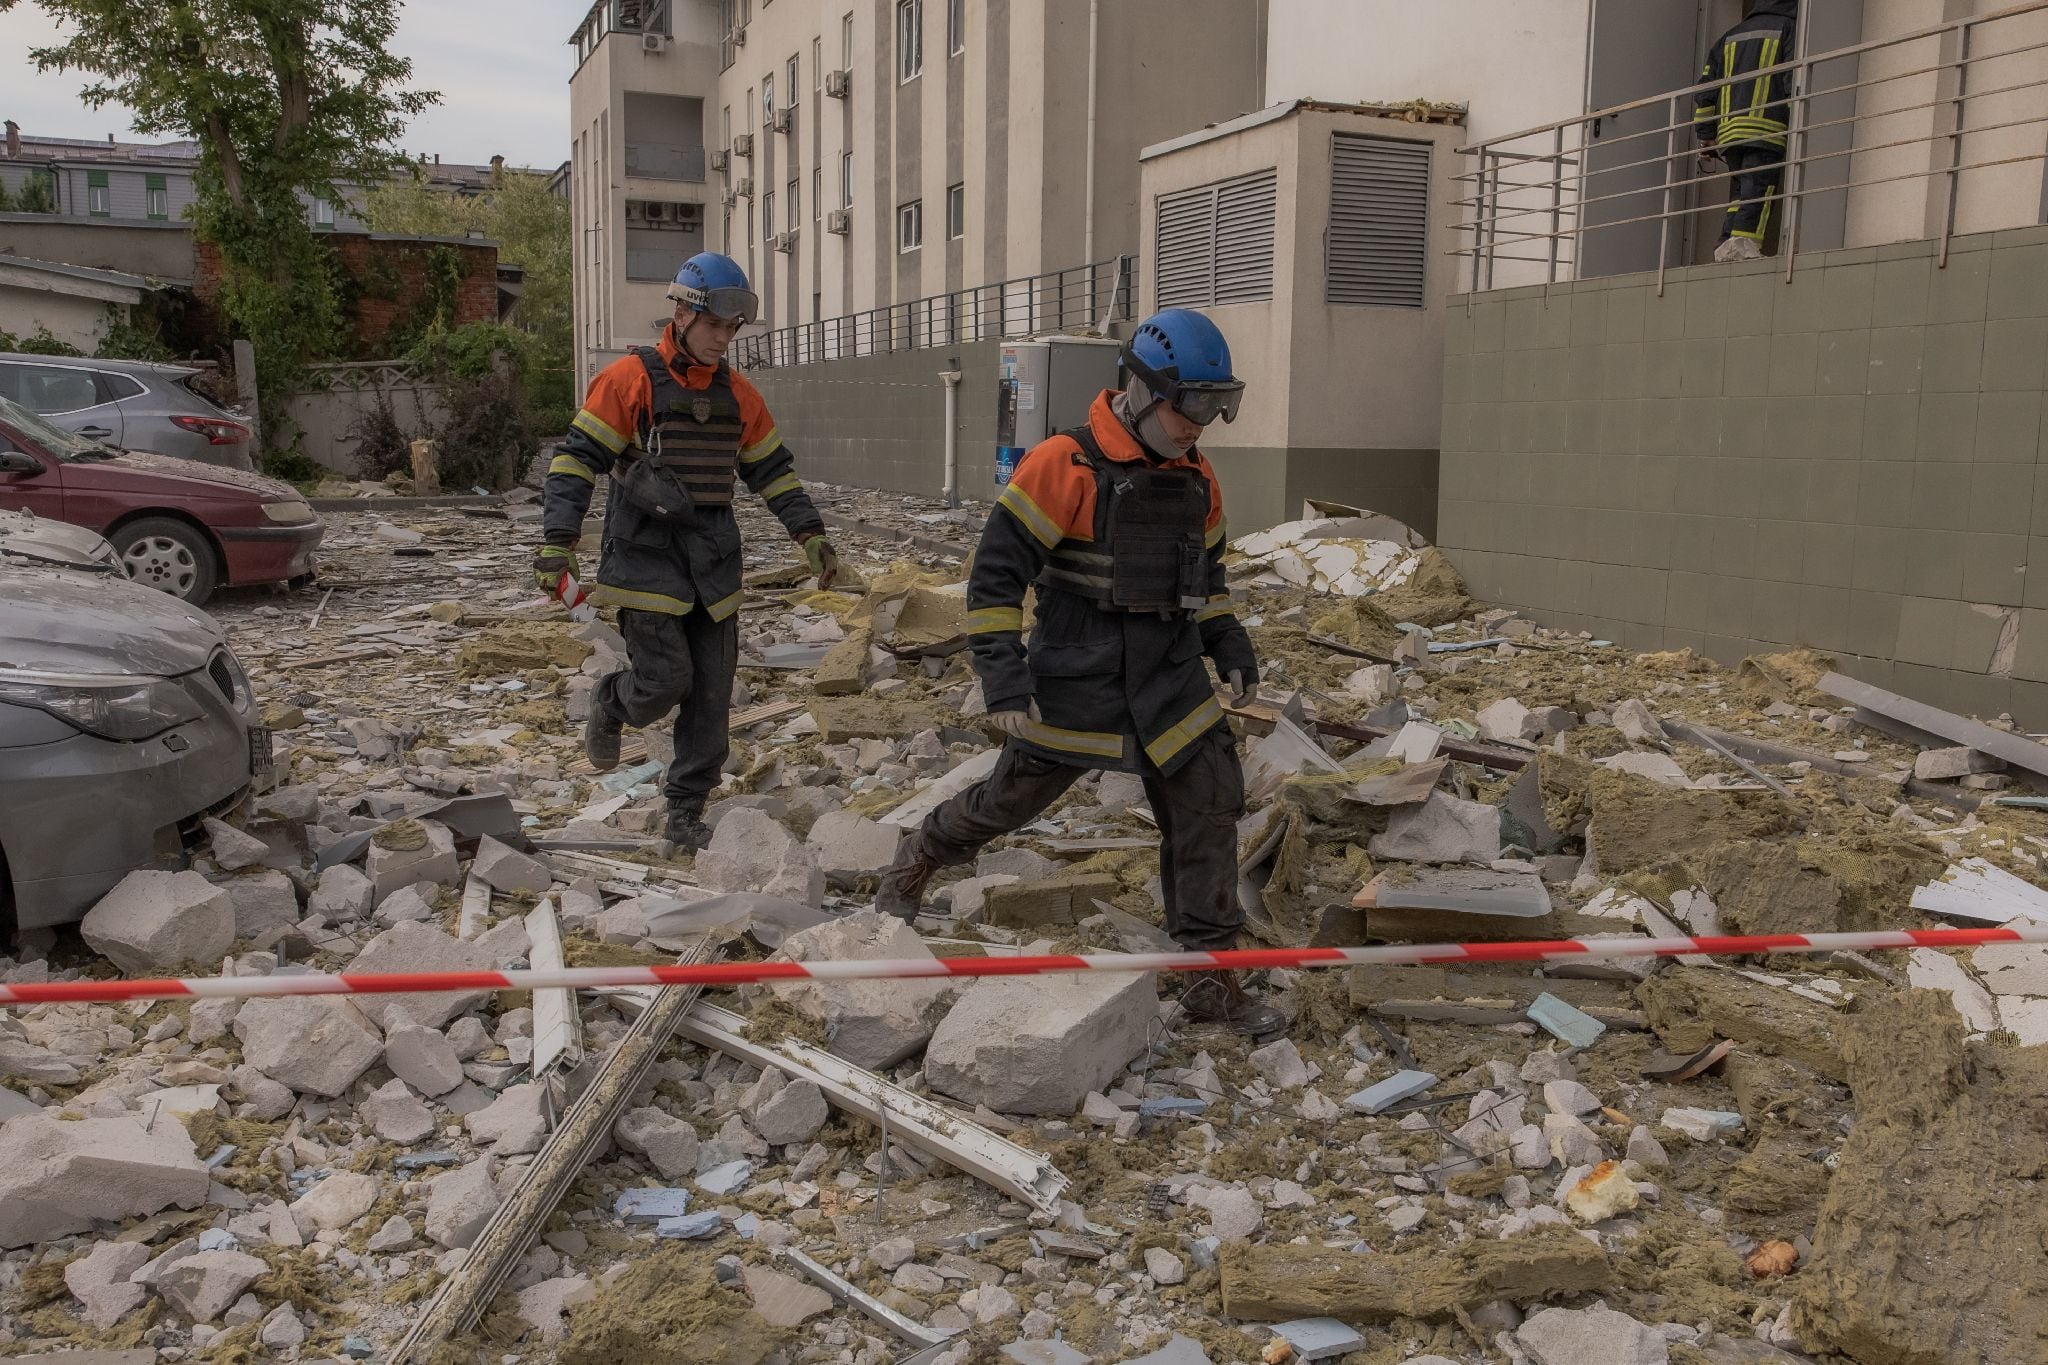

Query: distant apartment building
left=565, top=0, right=1267, bottom=390
left=0, top=120, right=565, bottom=237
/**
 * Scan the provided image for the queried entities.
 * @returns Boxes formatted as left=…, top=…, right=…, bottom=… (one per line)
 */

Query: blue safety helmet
left=668, top=252, right=760, bottom=324
left=1122, top=308, right=1245, bottom=426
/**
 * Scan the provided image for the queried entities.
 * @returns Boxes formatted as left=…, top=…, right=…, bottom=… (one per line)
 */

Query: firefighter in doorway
left=1696, top=0, right=1798, bottom=262
left=535, top=251, right=839, bottom=851
left=875, top=307, right=1285, bottom=1037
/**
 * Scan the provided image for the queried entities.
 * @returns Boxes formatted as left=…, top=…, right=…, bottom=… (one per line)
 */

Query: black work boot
left=665, top=804, right=712, bottom=852
left=1179, top=969, right=1288, bottom=1038
left=876, top=832, right=937, bottom=922
left=584, top=685, right=624, bottom=772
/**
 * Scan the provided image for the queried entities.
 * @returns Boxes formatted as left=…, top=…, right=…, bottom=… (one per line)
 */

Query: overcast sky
left=0, top=0, right=576, bottom=169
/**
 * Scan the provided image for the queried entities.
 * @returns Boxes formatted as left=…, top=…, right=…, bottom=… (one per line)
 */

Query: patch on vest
left=691, top=396, right=713, bottom=423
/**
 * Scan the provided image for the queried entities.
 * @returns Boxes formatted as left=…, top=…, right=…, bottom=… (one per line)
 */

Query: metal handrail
left=732, top=255, right=1134, bottom=370
left=1455, top=0, right=2048, bottom=290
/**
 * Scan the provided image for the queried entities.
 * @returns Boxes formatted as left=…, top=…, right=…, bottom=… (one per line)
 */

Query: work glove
left=800, top=533, right=841, bottom=590
left=988, top=700, right=1042, bottom=740
left=533, top=543, right=578, bottom=596
left=1225, top=670, right=1258, bottom=708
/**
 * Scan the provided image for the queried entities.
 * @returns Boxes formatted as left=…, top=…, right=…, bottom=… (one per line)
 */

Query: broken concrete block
left=1542, top=1079, right=1602, bottom=1117
left=367, top=1214, right=415, bottom=1252
left=1659, top=1107, right=1744, bottom=1141
left=1625, top=1124, right=1669, bottom=1168
left=1544, top=1113, right=1606, bottom=1167
left=156, top=1249, right=267, bottom=1324
left=79, top=870, right=235, bottom=975
left=1145, top=1246, right=1188, bottom=1286
left=64, top=1239, right=151, bottom=1328
left=1190, top=1184, right=1264, bottom=1242
left=466, top=1082, right=551, bottom=1154
left=374, top=881, right=438, bottom=927
left=346, top=920, right=497, bottom=1031
left=1595, top=751, right=1692, bottom=787
left=0, top=1039, right=78, bottom=1085
left=258, top=1304, right=308, bottom=1351
left=613, top=1107, right=700, bottom=1182
left=743, top=1263, right=836, bottom=1328
left=804, top=810, right=903, bottom=887
left=1517, top=1304, right=1668, bottom=1365
left=976, top=847, right=1062, bottom=881
left=203, top=818, right=271, bottom=872
left=426, top=1156, right=501, bottom=1249
left=753, top=1079, right=828, bottom=1145
left=517, top=1274, right=596, bottom=1343
left=234, top=996, right=383, bottom=1098
left=384, top=1022, right=466, bottom=1097
left=1344, top=1069, right=1437, bottom=1115
left=1610, top=700, right=1668, bottom=747
left=1476, top=698, right=1532, bottom=744
left=926, top=971, right=1155, bottom=1115
left=471, top=834, right=554, bottom=896
left=187, top=998, right=240, bottom=1048
left=1564, top=1160, right=1639, bottom=1223
left=1907, top=948, right=2002, bottom=1033
left=228, top=1064, right=294, bottom=1121
left=762, top=911, right=957, bottom=1070
left=949, top=873, right=1021, bottom=921
left=215, top=869, right=301, bottom=945
left=361, top=1078, right=436, bottom=1144
left=290, top=1169, right=380, bottom=1235
left=1247, top=1038, right=1310, bottom=1091
left=1368, top=792, right=1501, bottom=865
left=1914, top=746, right=2003, bottom=781
left=365, top=819, right=459, bottom=899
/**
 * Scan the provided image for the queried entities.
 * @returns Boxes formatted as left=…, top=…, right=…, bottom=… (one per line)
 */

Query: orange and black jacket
left=967, top=389, right=1257, bottom=775
left=542, top=324, right=821, bottom=619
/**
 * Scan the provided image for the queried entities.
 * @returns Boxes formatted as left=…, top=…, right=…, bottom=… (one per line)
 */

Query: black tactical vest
left=1038, top=427, right=1210, bottom=615
left=635, top=348, right=745, bottom=508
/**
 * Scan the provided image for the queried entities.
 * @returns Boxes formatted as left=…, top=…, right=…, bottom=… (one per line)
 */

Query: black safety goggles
left=667, top=283, right=760, bottom=324
left=1126, top=353, right=1245, bottom=426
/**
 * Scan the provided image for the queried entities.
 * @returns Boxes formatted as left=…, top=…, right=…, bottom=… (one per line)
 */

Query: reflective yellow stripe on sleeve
left=1205, top=519, right=1226, bottom=549
left=570, top=409, right=629, bottom=455
left=758, top=472, right=803, bottom=501
left=1144, top=695, right=1225, bottom=768
left=1195, top=597, right=1235, bottom=624
left=587, top=585, right=693, bottom=615
left=703, top=589, right=746, bottom=621
left=739, top=427, right=783, bottom=464
left=966, top=606, right=1025, bottom=634
left=548, top=452, right=597, bottom=483
left=1021, top=719, right=1126, bottom=762
left=997, top=482, right=1062, bottom=549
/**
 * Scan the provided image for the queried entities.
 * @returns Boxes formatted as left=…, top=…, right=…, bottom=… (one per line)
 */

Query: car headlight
left=0, top=671, right=207, bottom=741
left=263, top=500, right=316, bottom=525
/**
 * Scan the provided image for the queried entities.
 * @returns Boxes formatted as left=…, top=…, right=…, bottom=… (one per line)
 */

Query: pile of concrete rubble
left=3, top=484, right=2047, bottom=1365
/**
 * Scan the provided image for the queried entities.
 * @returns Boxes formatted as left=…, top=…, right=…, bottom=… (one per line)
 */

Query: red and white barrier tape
left=3, top=924, right=2041, bottom=1008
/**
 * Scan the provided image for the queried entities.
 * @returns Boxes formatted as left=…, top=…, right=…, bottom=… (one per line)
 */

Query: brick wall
left=1438, top=224, right=2048, bottom=726
left=194, top=234, right=498, bottom=355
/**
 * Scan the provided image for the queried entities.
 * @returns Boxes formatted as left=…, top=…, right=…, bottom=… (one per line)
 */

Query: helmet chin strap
left=677, top=313, right=713, bottom=366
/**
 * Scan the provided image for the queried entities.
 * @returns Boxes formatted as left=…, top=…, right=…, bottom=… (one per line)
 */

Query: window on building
left=763, top=190, right=776, bottom=238
left=949, top=0, right=963, bottom=53
left=842, top=12, right=854, bottom=67
left=145, top=174, right=168, bottom=220
left=86, top=170, right=110, bottom=217
left=1327, top=134, right=1430, bottom=308
left=947, top=182, right=964, bottom=239
left=898, top=198, right=922, bottom=252
left=841, top=151, right=854, bottom=206
left=787, top=54, right=800, bottom=105
left=897, top=0, right=921, bottom=81
left=1154, top=169, right=1277, bottom=308
left=813, top=167, right=822, bottom=220
left=813, top=37, right=822, bottom=89
left=313, top=196, right=336, bottom=230
left=762, top=74, right=775, bottom=118
left=788, top=177, right=800, bottom=229
left=722, top=105, right=732, bottom=150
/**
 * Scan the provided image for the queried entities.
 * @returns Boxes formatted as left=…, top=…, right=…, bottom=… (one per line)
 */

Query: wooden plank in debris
left=1219, top=1230, right=1612, bottom=1324
left=730, top=699, right=806, bottom=729
left=1818, top=670, right=2048, bottom=782
left=456, top=875, right=491, bottom=940
left=1312, top=716, right=1533, bottom=771
left=285, top=645, right=399, bottom=670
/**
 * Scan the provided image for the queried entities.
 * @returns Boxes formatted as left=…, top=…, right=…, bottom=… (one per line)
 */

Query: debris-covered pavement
left=6, top=482, right=2048, bottom=1365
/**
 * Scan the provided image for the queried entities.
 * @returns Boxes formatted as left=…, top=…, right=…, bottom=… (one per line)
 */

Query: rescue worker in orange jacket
left=876, top=308, right=1284, bottom=1037
left=534, top=252, right=838, bottom=850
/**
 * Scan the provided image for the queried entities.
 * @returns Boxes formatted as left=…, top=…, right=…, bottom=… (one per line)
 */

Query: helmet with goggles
left=1122, top=308, right=1245, bottom=426
left=667, top=252, right=760, bottom=324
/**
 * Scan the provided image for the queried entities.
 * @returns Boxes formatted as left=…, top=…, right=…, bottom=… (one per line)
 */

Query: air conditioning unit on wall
left=730, top=26, right=746, bottom=46
left=775, top=230, right=796, bottom=253
left=711, top=149, right=729, bottom=171
left=733, top=132, right=755, bottom=157
left=825, top=69, right=850, bottom=99
left=826, top=208, right=850, bottom=235
left=641, top=32, right=667, bottom=53
left=770, top=108, right=793, bottom=134
left=735, top=178, right=754, bottom=198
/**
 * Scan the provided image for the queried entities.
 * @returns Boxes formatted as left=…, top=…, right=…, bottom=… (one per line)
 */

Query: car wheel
left=111, top=517, right=220, bottom=606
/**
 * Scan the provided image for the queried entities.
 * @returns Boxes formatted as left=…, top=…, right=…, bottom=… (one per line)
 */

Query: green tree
left=15, top=171, right=57, bottom=214
left=2, top=0, right=437, bottom=456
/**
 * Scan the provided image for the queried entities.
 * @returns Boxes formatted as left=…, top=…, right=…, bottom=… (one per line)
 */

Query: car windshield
left=0, top=393, right=120, bottom=462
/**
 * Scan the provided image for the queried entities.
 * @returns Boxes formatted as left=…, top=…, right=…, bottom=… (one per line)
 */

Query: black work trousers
left=916, top=725, right=1246, bottom=950
left=1721, top=144, right=1784, bottom=244
left=600, top=607, right=738, bottom=812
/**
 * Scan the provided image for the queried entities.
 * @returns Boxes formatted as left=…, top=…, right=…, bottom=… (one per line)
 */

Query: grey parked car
left=0, top=354, right=255, bottom=469
left=0, top=508, right=267, bottom=935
